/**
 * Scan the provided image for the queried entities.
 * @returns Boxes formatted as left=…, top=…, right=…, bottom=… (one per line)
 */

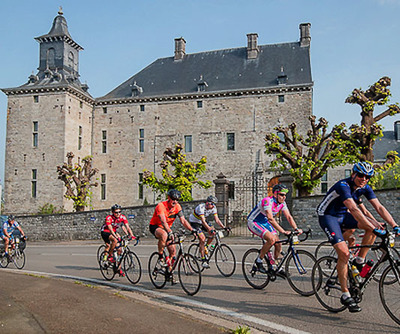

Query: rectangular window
left=227, top=133, right=235, bottom=151
left=278, top=95, right=285, bottom=103
left=197, top=100, right=203, bottom=108
left=228, top=181, right=235, bottom=199
left=138, top=173, right=144, bottom=200
left=31, top=169, right=37, bottom=198
left=33, top=121, right=38, bottom=147
left=139, top=129, right=144, bottom=153
left=184, top=135, right=192, bottom=153
left=321, top=172, right=328, bottom=194
left=140, top=105, right=145, bottom=112
left=33, top=95, right=39, bottom=103
left=80, top=101, right=83, bottom=108
left=101, top=174, right=106, bottom=200
left=103, top=107, right=107, bottom=114
left=345, top=169, right=351, bottom=178
left=78, top=126, right=82, bottom=150
left=102, top=130, right=107, bottom=153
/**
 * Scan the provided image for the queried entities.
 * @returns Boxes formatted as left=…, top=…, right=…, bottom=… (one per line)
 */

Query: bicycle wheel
left=99, top=251, right=116, bottom=281
left=178, top=254, right=201, bottom=296
left=312, top=256, right=346, bottom=312
left=97, top=244, right=106, bottom=264
left=187, top=243, right=205, bottom=273
left=379, top=263, right=400, bottom=325
left=148, top=252, right=167, bottom=289
left=241, top=248, right=270, bottom=289
left=215, top=244, right=236, bottom=277
left=314, top=241, right=335, bottom=259
left=371, top=247, right=400, bottom=282
left=285, top=249, right=315, bottom=296
left=123, top=251, right=142, bottom=285
left=13, top=249, right=26, bottom=269
left=0, top=252, right=9, bottom=268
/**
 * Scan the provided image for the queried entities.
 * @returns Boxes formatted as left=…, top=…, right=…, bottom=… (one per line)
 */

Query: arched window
left=68, top=51, right=74, bottom=69
left=47, top=48, right=55, bottom=68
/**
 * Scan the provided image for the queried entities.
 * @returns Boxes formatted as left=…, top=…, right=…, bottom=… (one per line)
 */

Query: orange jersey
left=150, top=200, right=182, bottom=228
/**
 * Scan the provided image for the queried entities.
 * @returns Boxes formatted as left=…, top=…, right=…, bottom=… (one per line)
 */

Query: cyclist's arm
left=266, top=209, right=287, bottom=234
left=199, top=215, right=213, bottom=233
left=282, top=210, right=302, bottom=233
left=16, top=226, right=25, bottom=238
left=178, top=214, right=194, bottom=232
left=214, top=214, right=225, bottom=229
left=368, top=198, right=398, bottom=229
left=344, top=198, right=377, bottom=230
left=358, top=203, right=384, bottom=229
left=124, top=223, right=135, bottom=239
left=158, top=213, right=172, bottom=234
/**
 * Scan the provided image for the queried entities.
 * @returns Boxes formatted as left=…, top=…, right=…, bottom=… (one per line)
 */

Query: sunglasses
left=356, top=173, right=371, bottom=180
left=278, top=193, right=287, bottom=197
left=114, top=211, right=121, bottom=214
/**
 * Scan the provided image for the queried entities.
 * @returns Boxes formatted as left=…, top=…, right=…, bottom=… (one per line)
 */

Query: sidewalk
left=0, top=270, right=230, bottom=334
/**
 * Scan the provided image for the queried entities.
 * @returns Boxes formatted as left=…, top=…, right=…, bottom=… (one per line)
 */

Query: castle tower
left=2, top=8, right=94, bottom=214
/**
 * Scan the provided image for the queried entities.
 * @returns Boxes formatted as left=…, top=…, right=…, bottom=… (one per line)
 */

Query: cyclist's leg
left=191, top=223, right=206, bottom=256
left=342, top=228, right=356, bottom=248
left=154, top=226, right=169, bottom=257
left=273, top=234, right=282, bottom=261
left=3, top=236, right=10, bottom=254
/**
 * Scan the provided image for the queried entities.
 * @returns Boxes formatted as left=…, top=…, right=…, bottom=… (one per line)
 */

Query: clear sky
left=1, top=0, right=400, bottom=187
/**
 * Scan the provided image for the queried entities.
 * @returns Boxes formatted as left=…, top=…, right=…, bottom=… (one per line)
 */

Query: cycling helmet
left=111, top=204, right=122, bottom=212
left=8, top=215, right=15, bottom=221
left=206, top=195, right=218, bottom=204
left=352, top=162, right=374, bottom=177
left=272, top=184, right=289, bottom=194
left=167, top=189, right=181, bottom=200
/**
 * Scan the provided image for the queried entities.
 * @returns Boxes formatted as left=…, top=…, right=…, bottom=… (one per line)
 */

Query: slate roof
left=98, top=41, right=312, bottom=101
left=374, top=127, right=400, bottom=161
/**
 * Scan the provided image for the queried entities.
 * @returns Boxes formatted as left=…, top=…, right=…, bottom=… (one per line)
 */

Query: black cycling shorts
left=319, top=212, right=358, bottom=245
left=101, top=231, right=112, bottom=244
left=149, top=224, right=162, bottom=237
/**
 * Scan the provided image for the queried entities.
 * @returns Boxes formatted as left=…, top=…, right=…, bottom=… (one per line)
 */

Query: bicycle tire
left=314, top=240, right=335, bottom=259
left=124, top=251, right=142, bottom=285
left=285, top=249, right=315, bottom=296
left=187, top=243, right=205, bottom=272
left=312, top=255, right=346, bottom=312
left=379, top=262, right=400, bottom=325
left=99, top=251, right=116, bottom=280
left=148, top=251, right=167, bottom=289
left=371, top=247, right=400, bottom=283
left=242, top=248, right=270, bottom=289
left=178, top=254, right=201, bottom=296
left=0, top=253, right=9, bottom=268
left=13, top=249, right=26, bottom=269
left=97, top=244, right=106, bottom=264
left=215, top=244, right=236, bottom=277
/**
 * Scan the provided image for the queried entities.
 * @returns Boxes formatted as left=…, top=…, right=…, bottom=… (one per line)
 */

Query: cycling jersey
left=316, top=177, right=376, bottom=217
left=0, top=221, right=20, bottom=237
left=189, top=203, right=217, bottom=224
left=247, top=196, right=287, bottom=224
left=101, top=214, right=129, bottom=233
left=149, top=200, right=183, bottom=228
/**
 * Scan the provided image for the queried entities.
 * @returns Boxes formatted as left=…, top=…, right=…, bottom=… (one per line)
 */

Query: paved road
left=2, top=238, right=400, bottom=333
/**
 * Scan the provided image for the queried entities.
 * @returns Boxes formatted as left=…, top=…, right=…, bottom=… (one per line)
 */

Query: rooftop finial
left=58, top=6, right=63, bottom=15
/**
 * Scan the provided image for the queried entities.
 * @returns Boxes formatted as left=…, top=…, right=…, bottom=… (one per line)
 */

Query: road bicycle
left=242, top=229, right=316, bottom=296
left=0, top=235, right=26, bottom=269
left=311, top=227, right=400, bottom=325
left=99, top=235, right=141, bottom=285
left=148, top=230, right=201, bottom=296
left=188, top=227, right=236, bottom=277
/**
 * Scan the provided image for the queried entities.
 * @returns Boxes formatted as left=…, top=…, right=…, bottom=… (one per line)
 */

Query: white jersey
left=189, top=203, right=217, bottom=224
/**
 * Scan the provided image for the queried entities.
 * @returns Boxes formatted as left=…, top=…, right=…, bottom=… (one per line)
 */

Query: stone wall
left=15, top=200, right=202, bottom=241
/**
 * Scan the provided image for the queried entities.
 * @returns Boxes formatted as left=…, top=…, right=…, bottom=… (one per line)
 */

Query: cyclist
left=1, top=215, right=26, bottom=257
left=316, top=161, right=399, bottom=313
left=247, top=184, right=302, bottom=275
left=100, top=204, right=136, bottom=277
left=188, top=195, right=226, bottom=268
left=149, top=189, right=194, bottom=283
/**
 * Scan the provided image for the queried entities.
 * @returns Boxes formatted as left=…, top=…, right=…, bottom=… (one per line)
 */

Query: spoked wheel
left=379, top=263, right=400, bottom=325
left=13, top=249, right=26, bottom=269
left=285, top=249, right=316, bottom=296
left=188, top=243, right=205, bottom=272
left=148, top=252, right=167, bottom=289
left=97, top=244, right=106, bottom=264
left=215, top=244, right=236, bottom=277
left=371, top=247, right=400, bottom=283
left=314, top=241, right=335, bottom=260
left=99, top=251, right=116, bottom=281
left=0, top=252, right=9, bottom=268
left=123, top=251, right=142, bottom=285
left=242, top=248, right=270, bottom=289
left=178, top=254, right=201, bottom=296
left=312, top=256, right=346, bottom=312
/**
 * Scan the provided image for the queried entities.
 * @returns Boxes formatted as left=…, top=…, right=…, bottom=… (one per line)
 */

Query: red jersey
left=149, top=200, right=182, bottom=228
left=101, top=214, right=129, bottom=233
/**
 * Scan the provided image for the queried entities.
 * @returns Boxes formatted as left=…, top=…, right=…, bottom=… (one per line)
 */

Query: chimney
left=174, top=37, right=186, bottom=61
left=299, top=23, right=311, bottom=47
left=247, top=33, right=259, bottom=59
left=395, top=121, right=400, bottom=141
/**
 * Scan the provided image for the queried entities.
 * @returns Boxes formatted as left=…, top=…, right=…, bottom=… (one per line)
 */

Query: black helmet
left=272, top=184, right=289, bottom=194
left=167, top=189, right=181, bottom=200
left=206, top=195, right=218, bottom=204
left=8, top=215, right=15, bottom=221
left=111, top=204, right=122, bottom=212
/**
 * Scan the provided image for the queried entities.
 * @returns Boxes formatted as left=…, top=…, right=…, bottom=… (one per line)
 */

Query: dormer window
left=197, top=75, right=208, bottom=92
left=131, top=81, right=143, bottom=97
left=277, top=66, right=288, bottom=85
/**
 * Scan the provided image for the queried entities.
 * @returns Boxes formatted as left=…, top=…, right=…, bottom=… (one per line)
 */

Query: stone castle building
left=2, top=10, right=313, bottom=215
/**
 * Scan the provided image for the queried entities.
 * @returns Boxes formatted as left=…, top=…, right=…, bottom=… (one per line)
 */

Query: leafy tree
left=143, top=143, right=212, bottom=201
left=57, top=152, right=98, bottom=212
left=265, top=115, right=358, bottom=196
left=37, top=203, right=64, bottom=215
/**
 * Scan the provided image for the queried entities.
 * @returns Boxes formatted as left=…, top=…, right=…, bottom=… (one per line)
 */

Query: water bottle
left=351, top=264, right=361, bottom=283
left=360, top=259, right=374, bottom=278
left=209, top=245, right=215, bottom=252
left=204, top=245, right=209, bottom=255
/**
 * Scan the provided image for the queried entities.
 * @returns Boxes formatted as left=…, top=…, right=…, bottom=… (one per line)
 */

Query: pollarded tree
left=265, top=115, right=358, bottom=196
left=143, top=143, right=212, bottom=201
left=57, top=152, right=99, bottom=212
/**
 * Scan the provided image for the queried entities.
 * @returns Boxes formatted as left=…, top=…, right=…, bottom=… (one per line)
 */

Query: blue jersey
left=316, top=177, right=376, bottom=217
left=1, top=221, right=20, bottom=237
